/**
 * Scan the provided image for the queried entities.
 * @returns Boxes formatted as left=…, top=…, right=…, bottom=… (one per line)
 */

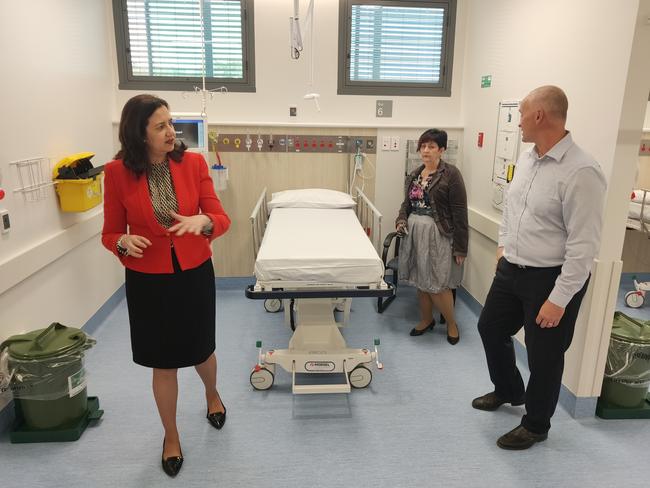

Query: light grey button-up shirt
left=498, top=132, right=607, bottom=308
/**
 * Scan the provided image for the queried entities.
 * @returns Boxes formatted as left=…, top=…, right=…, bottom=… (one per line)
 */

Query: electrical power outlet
left=390, top=136, right=400, bottom=151
left=0, top=209, right=9, bottom=234
left=381, top=136, right=391, bottom=151
left=289, top=106, right=297, bottom=117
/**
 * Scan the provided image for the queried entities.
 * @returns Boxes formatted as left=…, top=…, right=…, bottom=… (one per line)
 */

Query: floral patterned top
left=408, top=171, right=436, bottom=210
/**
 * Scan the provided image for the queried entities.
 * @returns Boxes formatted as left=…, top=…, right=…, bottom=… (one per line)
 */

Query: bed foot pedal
left=292, top=372, right=351, bottom=394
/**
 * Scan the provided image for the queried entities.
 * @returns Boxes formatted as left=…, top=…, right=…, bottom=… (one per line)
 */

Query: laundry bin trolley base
left=9, top=396, right=104, bottom=443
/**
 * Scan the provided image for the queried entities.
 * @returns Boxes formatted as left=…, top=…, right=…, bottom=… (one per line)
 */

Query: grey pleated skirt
left=398, top=213, right=463, bottom=293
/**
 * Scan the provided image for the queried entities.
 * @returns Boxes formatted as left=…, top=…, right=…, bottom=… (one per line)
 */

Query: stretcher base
left=254, top=346, right=379, bottom=394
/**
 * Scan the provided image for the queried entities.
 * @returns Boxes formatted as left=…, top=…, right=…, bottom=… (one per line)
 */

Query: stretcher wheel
left=334, top=299, right=345, bottom=312
left=349, top=365, right=372, bottom=389
left=250, top=367, right=274, bottom=390
left=625, top=291, right=644, bottom=308
left=264, top=299, right=282, bottom=313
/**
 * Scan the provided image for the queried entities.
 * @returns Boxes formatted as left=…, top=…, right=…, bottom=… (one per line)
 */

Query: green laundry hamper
left=0, top=322, right=96, bottom=430
left=600, top=312, right=650, bottom=408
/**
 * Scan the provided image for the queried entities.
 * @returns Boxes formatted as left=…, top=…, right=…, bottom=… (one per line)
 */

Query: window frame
left=337, top=0, right=456, bottom=97
left=112, top=0, right=256, bottom=92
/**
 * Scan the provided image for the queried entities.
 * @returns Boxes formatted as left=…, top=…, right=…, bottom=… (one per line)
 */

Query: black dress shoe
left=446, top=326, right=460, bottom=345
left=207, top=405, right=227, bottom=430
left=161, top=439, right=183, bottom=477
left=497, top=425, right=548, bottom=450
left=409, top=319, right=436, bottom=336
left=471, top=391, right=525, bottom=411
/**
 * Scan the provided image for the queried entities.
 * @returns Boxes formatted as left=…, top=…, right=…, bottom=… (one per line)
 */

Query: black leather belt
left=506, top=260, right=561, bottom=271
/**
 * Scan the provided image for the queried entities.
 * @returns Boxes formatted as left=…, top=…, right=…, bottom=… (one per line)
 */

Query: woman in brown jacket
left=396, top=129, right=468, bottom=344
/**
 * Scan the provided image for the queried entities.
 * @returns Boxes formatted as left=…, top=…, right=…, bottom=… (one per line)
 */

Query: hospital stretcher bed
left=627, top=189, right=650, bottom=236
left=246, top=188, right=394, bottom=394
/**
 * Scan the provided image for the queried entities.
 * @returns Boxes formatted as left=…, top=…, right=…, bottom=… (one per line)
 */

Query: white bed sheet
left=629, top=201, right=650, bottom=223
left=254, top=208, right=384, bottom=285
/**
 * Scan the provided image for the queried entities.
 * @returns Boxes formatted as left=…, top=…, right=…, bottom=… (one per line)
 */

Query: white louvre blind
left=125, top=0, right=244, bottom=79
left=349, top=4, right=446, bottom=84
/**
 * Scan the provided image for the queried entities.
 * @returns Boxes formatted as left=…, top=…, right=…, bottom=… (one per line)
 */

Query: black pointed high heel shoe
left=161, top=439, right=183, bottom=477
left=207, top=404, right=227, bottom=430
left=447, top=325, right=460, bottom=345
left=409, top=319, right=436, bottom=336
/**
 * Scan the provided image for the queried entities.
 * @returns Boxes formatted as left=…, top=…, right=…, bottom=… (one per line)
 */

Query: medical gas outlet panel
left=491, top=101, right=521, bottom=211
left=208, top=133, right=376, bottom=154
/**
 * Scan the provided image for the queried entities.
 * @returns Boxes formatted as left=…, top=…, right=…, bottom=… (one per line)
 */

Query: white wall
left=459, top=0, right=643, bottom=300
left=460, top=0, right=638, bottom=225
left=0, top=1, right=123, bottom=409
left=645, top=101, right=650, bottom=129
left=459, top=0, right=650, bottom=400
left=111, top=0, right=466, bottom=128
left=2, top=0, right=646, bottom=415
left=109, top=0, right=469, bottom=259
left=374, top=127, right=464, bottom=247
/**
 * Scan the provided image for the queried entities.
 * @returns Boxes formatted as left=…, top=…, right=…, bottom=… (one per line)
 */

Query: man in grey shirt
left=472, top=85, right=607, bottom=450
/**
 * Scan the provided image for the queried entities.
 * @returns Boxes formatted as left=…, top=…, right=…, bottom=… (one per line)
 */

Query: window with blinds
left=338, top=0, right=456, bottom=96
left=113, top=0, right=255, bottom=91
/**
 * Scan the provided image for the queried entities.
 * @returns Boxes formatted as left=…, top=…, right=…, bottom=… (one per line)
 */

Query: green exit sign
left=481, top=75, right=492, bottom=88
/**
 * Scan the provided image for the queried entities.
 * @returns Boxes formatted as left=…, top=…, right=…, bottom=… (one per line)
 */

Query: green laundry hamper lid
left=611, top=312, right=650, bottom=344
left=1, top=322, right=88, bottom=360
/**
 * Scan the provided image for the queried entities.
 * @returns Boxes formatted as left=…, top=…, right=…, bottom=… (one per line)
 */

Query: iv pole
left=291, top=0, right=320, bottom=111
left=183, top=0, right=228, bottom=118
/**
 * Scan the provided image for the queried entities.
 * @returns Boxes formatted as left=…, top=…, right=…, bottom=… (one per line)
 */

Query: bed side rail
left=354, top=187, right=382, bottom=252
left=640, top=189, right=649, bottom=236
left=250, top=187, right=269, bottom=258
left=628, top=188, right=650, bottom=236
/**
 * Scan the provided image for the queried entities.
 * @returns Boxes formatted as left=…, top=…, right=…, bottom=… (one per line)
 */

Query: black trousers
left=477, top=257, right=588, bottom=434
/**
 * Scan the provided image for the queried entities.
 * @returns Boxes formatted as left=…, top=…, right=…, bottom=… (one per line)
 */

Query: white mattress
left=254, top=208, right=384, bottom=285
left=629, top=201, right=650, bottom=223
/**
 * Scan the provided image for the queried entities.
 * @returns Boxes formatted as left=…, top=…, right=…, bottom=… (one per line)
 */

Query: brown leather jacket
left=396, top=161, right=468, bottom=256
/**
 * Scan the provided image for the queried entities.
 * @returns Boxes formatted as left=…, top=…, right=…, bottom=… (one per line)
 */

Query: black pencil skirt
left=125, top=249, right=216, bottom=369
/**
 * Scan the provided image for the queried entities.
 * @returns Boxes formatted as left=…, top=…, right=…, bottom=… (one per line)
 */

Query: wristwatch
left=201, top=219, right=214, bottom=236
left=116, top=235, right=128, bottom=256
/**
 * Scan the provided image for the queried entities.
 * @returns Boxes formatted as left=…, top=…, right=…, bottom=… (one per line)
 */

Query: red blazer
left=102, top=152, right=230, bottom=274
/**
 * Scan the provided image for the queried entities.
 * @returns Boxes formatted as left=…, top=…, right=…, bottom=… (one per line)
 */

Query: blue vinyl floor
left=0, top=277, right=649, bottom=487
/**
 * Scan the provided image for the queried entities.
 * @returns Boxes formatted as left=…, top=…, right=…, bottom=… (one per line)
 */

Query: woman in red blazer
left=102, top=94, right=230, bottom=477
